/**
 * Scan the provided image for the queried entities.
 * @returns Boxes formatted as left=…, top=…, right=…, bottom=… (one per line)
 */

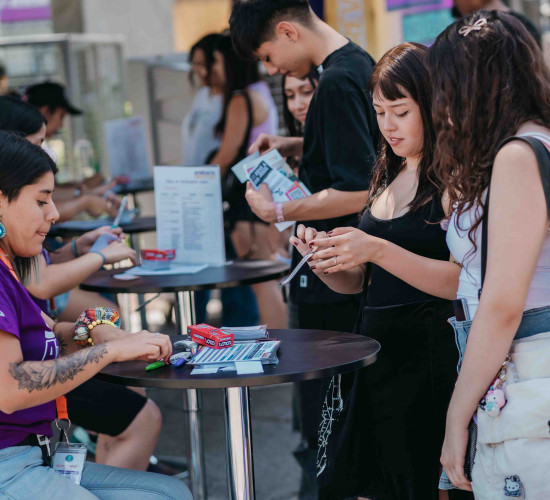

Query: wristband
left=91, top=250, right=106, bottom=267
left=275, top=202, right=284, bottom=223
left=74, top=307, right=121, bottom=348
left=71, top=237, right=80, bottom=258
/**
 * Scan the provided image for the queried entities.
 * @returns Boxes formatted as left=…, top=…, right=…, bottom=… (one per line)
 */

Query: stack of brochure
left=231, top=150, right=311, bottom=231
left=220, top=325, right=268, bottom=341
left=189, top=340, right=281, bottom=366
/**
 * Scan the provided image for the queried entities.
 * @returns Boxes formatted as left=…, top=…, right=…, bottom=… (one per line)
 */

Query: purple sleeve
left=0, top=270, right=20, bottom=339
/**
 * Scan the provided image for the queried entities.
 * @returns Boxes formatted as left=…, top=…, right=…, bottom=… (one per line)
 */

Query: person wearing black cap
left=24, top=81, right=82, bottom=138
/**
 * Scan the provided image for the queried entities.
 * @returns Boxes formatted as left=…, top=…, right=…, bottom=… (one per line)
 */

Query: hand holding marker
left=111, top=195, right=128, bottom=229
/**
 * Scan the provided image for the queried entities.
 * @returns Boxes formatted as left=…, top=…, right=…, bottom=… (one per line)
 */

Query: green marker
left=145, top=361, right=165, bottom=372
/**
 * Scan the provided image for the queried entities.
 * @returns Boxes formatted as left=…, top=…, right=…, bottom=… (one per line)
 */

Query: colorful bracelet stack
left=74, top=307, right=121, bottom=347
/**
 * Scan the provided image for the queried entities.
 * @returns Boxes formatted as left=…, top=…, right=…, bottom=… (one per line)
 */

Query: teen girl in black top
left=294, top=43, right=462, bottom=500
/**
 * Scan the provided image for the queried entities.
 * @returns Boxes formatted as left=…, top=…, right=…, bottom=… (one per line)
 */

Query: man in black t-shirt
left=230, top=4, right=378, bottom=496
left=230, top=0, right=378, bottom=329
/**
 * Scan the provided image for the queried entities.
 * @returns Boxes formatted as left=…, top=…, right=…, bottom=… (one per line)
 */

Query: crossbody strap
left=480, top=135, right=550, bottom=295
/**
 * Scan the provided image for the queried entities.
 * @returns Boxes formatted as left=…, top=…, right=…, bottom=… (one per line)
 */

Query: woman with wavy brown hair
left=295, top=42, right=461, bottom=500
left=429, top=11, right=550, bottom=497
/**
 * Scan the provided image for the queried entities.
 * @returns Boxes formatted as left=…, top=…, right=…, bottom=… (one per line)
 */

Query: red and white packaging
left=187, top=324, right=234, bottom=349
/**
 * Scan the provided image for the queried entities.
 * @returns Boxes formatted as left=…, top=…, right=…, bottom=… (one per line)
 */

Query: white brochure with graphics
left=154, top=166, right=225, bottom=266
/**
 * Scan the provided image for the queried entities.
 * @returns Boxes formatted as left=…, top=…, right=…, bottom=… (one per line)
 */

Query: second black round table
left=97, top=330, right=380, bottom=500
left=48, top=215, right=156, bottom=238
left=82, top=259, right=289, bottom=499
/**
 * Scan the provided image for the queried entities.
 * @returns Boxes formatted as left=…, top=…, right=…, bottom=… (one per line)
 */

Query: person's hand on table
left=108, top=331, right=173, bottom=363
left=77, top=226, right=124, bottom=254
left=82, top=194, right=119, bottom=218
left=100, top=240, right=137, bottom=266
left=440, top=418, right=473, bottom=491
left=245, top=182, right=276, bottom=222
left=309, top=227, right=380, bottom=274
left=89, top=178, right=118, bottom=197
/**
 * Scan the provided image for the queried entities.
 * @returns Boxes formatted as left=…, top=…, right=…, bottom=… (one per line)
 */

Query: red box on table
left=187, top=324, right=234, bottom=349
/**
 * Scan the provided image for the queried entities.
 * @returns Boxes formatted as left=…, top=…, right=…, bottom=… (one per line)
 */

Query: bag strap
left=480, top=135, right=550, bottom=296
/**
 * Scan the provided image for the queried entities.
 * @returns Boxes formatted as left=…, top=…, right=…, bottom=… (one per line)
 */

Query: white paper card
left=191, top=365, right=220, bottom=375
left=235, top=361, right=264, bottom=374
left=104, top=116, right=151, bottom=180
left=154, top=166, right=225, bottom=266
left=120, top=263, right=208, bottom=276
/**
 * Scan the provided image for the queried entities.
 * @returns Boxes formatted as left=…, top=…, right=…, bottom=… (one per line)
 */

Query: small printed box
left=187, top=324, right=234, bottom=349
left=140, top=249, right=176, bottom=270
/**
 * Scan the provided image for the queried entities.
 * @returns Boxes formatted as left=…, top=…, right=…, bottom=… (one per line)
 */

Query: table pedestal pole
left=224, top=387, right=255, bottom=500
left=176, top=290, right=207, bottom=500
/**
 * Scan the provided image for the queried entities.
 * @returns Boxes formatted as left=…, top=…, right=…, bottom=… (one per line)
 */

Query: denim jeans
left=0, top=445, right=192, bottom=500
left=439, top=304, right=550, bottom=490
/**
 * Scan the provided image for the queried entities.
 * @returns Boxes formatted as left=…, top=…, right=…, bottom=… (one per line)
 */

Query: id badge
left=51, top=442, right=87, bottom=485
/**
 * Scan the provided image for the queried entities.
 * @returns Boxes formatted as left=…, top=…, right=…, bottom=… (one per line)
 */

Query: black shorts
left=66, top=378, right=147, bottom=436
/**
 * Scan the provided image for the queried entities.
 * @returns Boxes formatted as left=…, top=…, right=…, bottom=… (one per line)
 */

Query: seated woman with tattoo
left=0, top=131, right=192, bottom=499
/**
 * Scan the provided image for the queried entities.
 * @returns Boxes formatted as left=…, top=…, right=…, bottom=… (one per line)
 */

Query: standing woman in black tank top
left=293, top=43, right=470, bottom=500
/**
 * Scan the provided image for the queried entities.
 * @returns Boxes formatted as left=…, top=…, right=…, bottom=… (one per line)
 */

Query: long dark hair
left=281, top=68, right=318, bottom=137
left=365, top=42, right=439, bottom=213
left=429, top=11, right=550, bottom=248
left=188, top=33, right=224, bottom=86
left=0, top=131, right=57, bottom=284
left=214, top=34, right=260, bottom=135
left=0, top=95, right=45, bottom=135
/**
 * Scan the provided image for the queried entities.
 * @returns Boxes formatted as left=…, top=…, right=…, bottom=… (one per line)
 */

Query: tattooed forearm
left=55, top=331, right=68, bottom=357
left=8, top=344, right=108, bottom=393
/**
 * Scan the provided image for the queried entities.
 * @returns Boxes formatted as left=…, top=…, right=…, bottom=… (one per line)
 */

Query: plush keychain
left=479, top=355, right=517, bottom=418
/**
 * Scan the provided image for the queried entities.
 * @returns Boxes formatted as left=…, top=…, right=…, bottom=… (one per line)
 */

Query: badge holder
left=50, top=397, right=87, bottom=485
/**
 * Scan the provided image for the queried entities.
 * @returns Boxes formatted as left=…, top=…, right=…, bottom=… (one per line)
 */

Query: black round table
left=112, top=177, right=155, bottom=196
left=48, top=215, right=156, bottom=238
left=82, top=259, right=289, bottom=499
left=80, top=259, right=289, bottom=295
left=97, top=330, right=380, bottom=500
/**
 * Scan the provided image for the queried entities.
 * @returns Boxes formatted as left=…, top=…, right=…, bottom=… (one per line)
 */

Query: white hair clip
left=458, top=17, right=487, bottom=37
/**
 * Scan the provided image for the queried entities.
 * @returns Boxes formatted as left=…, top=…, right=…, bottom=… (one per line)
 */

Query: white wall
left=81, top=0, right=175, bottom=58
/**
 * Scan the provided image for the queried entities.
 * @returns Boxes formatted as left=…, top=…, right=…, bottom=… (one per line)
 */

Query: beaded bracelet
left=74, top=307, right=121, bottom=348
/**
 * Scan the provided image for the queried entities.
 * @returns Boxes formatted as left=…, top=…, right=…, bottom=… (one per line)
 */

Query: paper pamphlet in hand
left=231, top=150, right=311, bottom=231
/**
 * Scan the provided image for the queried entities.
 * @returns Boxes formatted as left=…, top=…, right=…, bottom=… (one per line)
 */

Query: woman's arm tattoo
left=55, top=331, right=68, bottom=357
left=8, top=344, right=108, bottom=393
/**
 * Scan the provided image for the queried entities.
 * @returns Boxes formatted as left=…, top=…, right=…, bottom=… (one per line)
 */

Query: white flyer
left=104, top=116, right=152, bottom=180
left=231, top=150, right=311, bottom=232
left=154, top=166, right=225, bottom=266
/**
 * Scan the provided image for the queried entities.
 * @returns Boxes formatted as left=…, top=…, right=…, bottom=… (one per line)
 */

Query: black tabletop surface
left=112, top=177, right=155, bottom=195
left=96, top=330, right=380, bottom=389
left=81, top=259, right=289, bottom=294
left=49, top=216, right=156, bottom=238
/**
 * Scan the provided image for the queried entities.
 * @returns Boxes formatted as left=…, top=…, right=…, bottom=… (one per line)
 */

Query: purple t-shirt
left=0, top=260, right=58, bottom=448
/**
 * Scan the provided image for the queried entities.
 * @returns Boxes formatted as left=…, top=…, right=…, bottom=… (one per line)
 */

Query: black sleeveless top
left=359, top=198, right=449, bottom=307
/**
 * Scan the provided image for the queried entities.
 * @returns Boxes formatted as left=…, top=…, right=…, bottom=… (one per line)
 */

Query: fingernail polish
left=327, top=231, right=333, bottom=235
left=323, top=271, right=328, bottom=275
left=308, top=241, right=315, bottom=246
left=301, top=239, right=306, bottom=244
left=310, top=265, right=316, bottom=270
left=292, top=241, right=297, bottom=246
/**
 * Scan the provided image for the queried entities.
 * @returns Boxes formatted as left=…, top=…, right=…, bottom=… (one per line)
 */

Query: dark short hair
left=0, top=131, right=57, bottom=283
left=230, top=0, right=313, bottom=61
left=214, top=34, right=261, bottom=135
left=189, top=33, right=224, bottom=86
left=0, top=95, right=46, bottom=136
